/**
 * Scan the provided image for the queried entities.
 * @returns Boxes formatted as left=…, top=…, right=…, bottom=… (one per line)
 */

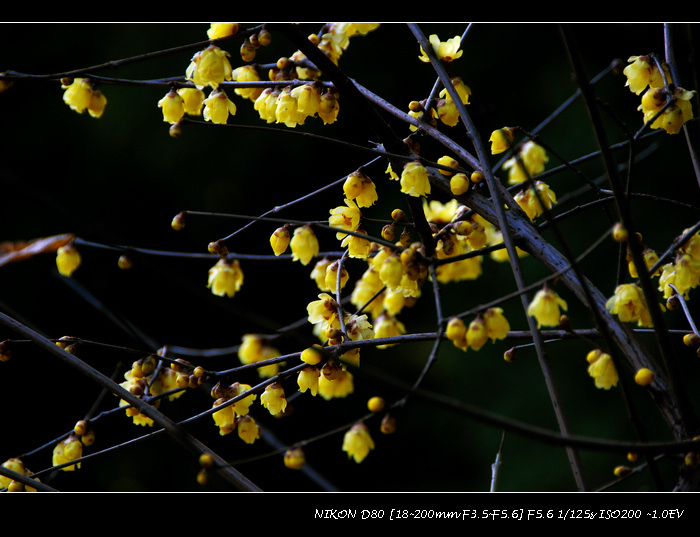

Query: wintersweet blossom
left=400, top=161, right=431, bottom=197
left=158, top=89, right=185, bottom=124
left=329, top=199, right=362, bottom=239
left=489, top=127, right=515, bottom=154
left=178, top=88, right=206, bottom=115
left=342, top=422, right=375, bottom=463
left=203, top=88, right=237, bottom=124
left=623, top=55, right=671, bottom=95
left=419, top=34, right=463, bottom=63
left=527, top=287, right=568, bottom=328
left=52, top=435, right=83, bottom=471
left=502, top=140, right=549, bottom=185
left=514, top=181, right=557, bottom=220
left=605, top=283, right=654, bottom=327
left=586, top=349, right=619, bottom=390
left=290, top=225, right=319, bottom=265
left=260, top=383, right=287, bottom=416
left=61, top=78, right=93, bottom=113
left=207, top=258, right=243, bottom=298
left=186, top=45, right=233, bottom=89
left=343, top=170, right=378, bottom=208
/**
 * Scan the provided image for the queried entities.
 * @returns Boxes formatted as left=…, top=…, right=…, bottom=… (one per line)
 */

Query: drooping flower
left=605, top=283, right=654, bottom=327
left=623, top=55, right=671, bottom=95
left=62, top=78, right=93, bottom=114
left=203, top=88, right=237, bottom=124
left=527, top=287, right=568, bottom=328
left=236, top=414, right=261, bottom=444
left=186, top=45, right=233, bottom=89
left=318, top=89, right=340, bottom=124
left=207, top=258, right=243, bottom=298
left=87, top=89, right=107, bottom=118
left=482, top=307, right=510, bottom=341
left=158, top=88, right=185, bottom=124
left=329, top=198, right=362, bottom=239
left=400, top=161, right=431, bottom=197
left=1, top=458, right=40, bottom=491
left=419, top=34, right=463, bottom=63
left=586, top=349, right=619, bottom=390
left=489, top=127, right=515, bottom=154
left=290, top=225, right=319, bottom=265
left=639, top=86, right=695, bottom=135
left=342, top=422, right=375, bottom=463
left=343, top=170, right=378, bottom=208
left=211, top=382, right=257, bottom=436
left=52, top=434, right=83, bottom=471
left=56, top=243, right=82, bottom=276
left=297, top=366, right=321, bottom=396
left=178, top=87, right=206, bottom=115
left=238, top=334, right=281, bottom=378
left=466, top=316, right=488, bottom=351
left=318, top=365, right=354, bottom=399
left=269, top=225, right=291, bottom=256
left=207, top=23, right=239, bottom=40
left=514, top=181, right=557, bottom=220
left=502, top=140, right=549, bottom=185
left=230, top=65, right=263, bottom=101
left=284, top=447, right=306, bottom=470
left=260, top=382, right=287, bottom=416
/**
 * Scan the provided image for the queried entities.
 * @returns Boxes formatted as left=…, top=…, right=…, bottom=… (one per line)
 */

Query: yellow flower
left=237, top=414, right=261, bottom=444
left=329, top=198, right=362, bottom=239
left=605, top=283, right=653, bottom=327
left=527, top=287, right=568, bottom=328
left=270, top=225, right=291, bottom=256
left=297, top=366, right=320, bottom=396
left=158, top=88, right=185, bottom=124
left=502, top=140, right=548, bottom=185
left=400, top=161, right=431, bottom=197
left=88, top=89, right=107, bottom=118
left=291, top=83, right=322, bottom=119
left=483, top=307, right=510, bottom=341
left=450, top=173, right=470, bottom=195
left=203, top=88, right=237, bottom=124
left=373, top=313, right=406, bottom=348
left=489, top=127, right=515, bottom=154
left=178, top=87, right=206, bottom=115
left=318, top=366, right=354, bottom=399
left=419, top=34, right=463, bottom=63
left=56, top=243, right=81, bottom=276
left=466, top=316, right=488, bottom=351
left=446, top=316, right=468, bottom=350
left=284, top=447, right=306, bottom=470
left=238, top=334, right=280, bottom=378
left=275, top=86, right=305, bottom=127
left=342, top=422, right=375, bottom=463
left=186, top=45, right=233, bottom=89
left=439, top=77, right=471, bottom=105
left=290, top=225, right=319, bottom=265
left=514, top=181, right=557, bottom=220
left=207, top=258, right=243, bottom=298
left=307, top=293, right=341, bottom=334
left=212, top=381, right=257, bottom=435
left=1, top=458, right=40, bottom=491
left=586, top=349, right=619, bottom=390
left=343, top=170, right=378, bottom=208
left=254, top=87, right=280, bottom=123
left=318, top=89, right=340, bottom=124
left=207, top=23, right=239, bottom=40
left=52, top=434, right=83, bottom=471
left=260, top=382, right=287, bottom=416
left=62, top=78, right=93, bottom=113
left=341, top=229, right=372, bottom=259
left=623, top=55, right=671, bottom=95
left=639, top=86, right=695, bottom=134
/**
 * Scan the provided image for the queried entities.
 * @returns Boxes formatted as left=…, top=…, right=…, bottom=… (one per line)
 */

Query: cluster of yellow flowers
left=210, top=381, right=261, bottom=443
left=658, top=228, right=700, bottom=299
left=117, top=354, right=188, bottom=426
left=0, top=458, right=41, bottom=491
left=61, top=77, right=107, bottom=118
left=446, top=308, right=510, bottom=352
left=156, top=23, right=381, bottom=133
left=623, top=55, right=695, bottom=134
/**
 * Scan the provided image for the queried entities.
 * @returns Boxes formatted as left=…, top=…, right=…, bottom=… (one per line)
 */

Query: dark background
left=1, top=23, right=699, bottom=492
